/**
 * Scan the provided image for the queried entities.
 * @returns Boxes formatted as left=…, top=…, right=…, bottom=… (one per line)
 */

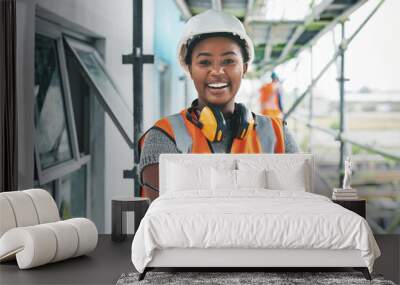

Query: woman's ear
left=242, top=63, right=248, bottom=77
left=188, top=65, right=193, bottom=79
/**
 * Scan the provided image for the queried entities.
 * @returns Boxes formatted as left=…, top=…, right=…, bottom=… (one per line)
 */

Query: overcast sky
left=346, top=0, right=400, bottom=91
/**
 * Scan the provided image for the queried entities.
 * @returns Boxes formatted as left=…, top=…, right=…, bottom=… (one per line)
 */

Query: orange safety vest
left=138, top=109, right=285, bottom=159
left=137, top=109, right=285, bottom=196
left=259, top=82, right=282, bottom=118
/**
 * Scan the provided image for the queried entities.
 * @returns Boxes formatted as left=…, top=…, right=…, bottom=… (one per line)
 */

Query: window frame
left=54, top=155, right=91, bottom=218
left=35, top=20, right=82, bottom=185
left=64, top=36, right=134, bottom=148
left=35, top=19, right=93, bottom=217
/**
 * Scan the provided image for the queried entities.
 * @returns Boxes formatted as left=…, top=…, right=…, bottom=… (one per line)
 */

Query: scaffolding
left=283, top=1, right=400, bottom=179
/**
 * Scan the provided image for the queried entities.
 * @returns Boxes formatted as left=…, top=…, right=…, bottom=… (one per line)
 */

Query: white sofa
left=0, top=189, right=98, bottom=269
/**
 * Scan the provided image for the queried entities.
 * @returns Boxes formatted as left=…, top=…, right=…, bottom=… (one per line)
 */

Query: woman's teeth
left=207, top=83, right=229, bottom=89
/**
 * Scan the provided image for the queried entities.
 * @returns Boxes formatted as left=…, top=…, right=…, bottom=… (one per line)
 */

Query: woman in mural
left=138, top=9, right=298, bottom=201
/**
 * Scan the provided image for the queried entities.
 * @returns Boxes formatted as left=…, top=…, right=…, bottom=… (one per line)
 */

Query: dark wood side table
left=332, top=199, right=366, bottom=218
left=112, top=197, right=150, bottom=242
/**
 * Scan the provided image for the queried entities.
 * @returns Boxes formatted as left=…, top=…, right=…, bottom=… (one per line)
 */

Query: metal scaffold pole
left=122, top=0, right=154, bottom=196
left=338, top=20, right=349, bottom=185
left=308, top=46, right=314, bottom=153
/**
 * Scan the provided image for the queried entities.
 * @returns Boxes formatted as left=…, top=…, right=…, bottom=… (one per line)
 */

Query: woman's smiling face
left=188, top=36, right=248, bottom=111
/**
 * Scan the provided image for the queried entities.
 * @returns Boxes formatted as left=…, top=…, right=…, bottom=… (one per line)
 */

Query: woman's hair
left=184, top=32, right=249, bottom=66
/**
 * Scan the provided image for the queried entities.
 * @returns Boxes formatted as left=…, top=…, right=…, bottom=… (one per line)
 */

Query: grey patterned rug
left=116, top=271, right=396, bottom=285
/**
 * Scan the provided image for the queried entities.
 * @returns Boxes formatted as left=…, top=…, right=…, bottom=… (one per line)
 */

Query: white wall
left=36, top=0, right=144, bottom=233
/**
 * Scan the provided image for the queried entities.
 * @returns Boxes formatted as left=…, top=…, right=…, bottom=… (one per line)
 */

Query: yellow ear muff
left=198, top=106, right=226, bottom=142
left=233, top=103, right=254, bottom=140
left=199, top=106, right=218, bottom=142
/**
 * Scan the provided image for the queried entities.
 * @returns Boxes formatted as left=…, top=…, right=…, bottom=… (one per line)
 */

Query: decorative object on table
left=333, top=157, right=359, bottom=200
left=0, top=189, right=98, bottom=269
left=343, top=156, right=353, bottom=189
left=116, top=271, right=395, bottom=285
left=332, top=188, right=359, bottom=200
left=112, top=197, right=150, bottom=242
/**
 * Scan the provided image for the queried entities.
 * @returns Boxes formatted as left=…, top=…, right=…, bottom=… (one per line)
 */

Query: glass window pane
left=65, top=38, right=133, bottom=147
left=58, top=165, right=87, bottom=219
left=34, top=34, right=73, bottom=169
left=65, top=46, right=91, bottom=157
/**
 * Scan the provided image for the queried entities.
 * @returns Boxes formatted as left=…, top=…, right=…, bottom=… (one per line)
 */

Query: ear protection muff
left=186, top=100, right=254, bottom=142
left=198, top=105, right=226, bottom=142
left=232, top=103, right=255, bottom=140
left=186, top=102, right=226, bottom=142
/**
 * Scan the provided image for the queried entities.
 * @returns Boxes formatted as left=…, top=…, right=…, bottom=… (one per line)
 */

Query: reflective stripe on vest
left=168, top=113, right=192, bottom=153
left=254, top=114, right=276, bottom=153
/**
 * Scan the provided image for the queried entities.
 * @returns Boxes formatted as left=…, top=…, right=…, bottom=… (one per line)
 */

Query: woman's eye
left=199, top=60, right=211, bottom=66
left=223, top=58, right=235, bottom=65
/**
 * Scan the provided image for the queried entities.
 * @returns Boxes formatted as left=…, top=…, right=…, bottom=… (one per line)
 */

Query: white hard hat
left=177, top=9, right=255, bottom=75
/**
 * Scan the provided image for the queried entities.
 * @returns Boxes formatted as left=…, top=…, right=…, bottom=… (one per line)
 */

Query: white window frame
left=35, top=20, right=82, bottom=185
left=64, top=36, right=134, bottom=148
left=34, top=19, right=94, bottom=218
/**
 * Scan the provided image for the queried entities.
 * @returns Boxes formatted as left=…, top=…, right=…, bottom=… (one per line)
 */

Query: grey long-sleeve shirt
left=138, top=118, right=299, bottom=179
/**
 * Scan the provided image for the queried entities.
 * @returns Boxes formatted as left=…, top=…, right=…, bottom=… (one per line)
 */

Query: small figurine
left=342, top=157, right=352, bottom=189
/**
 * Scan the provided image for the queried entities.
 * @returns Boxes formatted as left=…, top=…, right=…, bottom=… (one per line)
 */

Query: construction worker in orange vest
left=259, top=72, right=283, bottom=118
left=137, top=10, right=298, bottom=201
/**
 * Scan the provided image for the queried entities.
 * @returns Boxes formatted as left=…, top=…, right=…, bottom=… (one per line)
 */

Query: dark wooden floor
left=374, top=234, right=400, bottom=284
left=0, top=235, right=398, bottom=285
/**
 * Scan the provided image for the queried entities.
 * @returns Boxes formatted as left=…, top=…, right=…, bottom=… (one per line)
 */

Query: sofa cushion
left=0, top=196, right=16, bottom=237
left=24, top=189, right=60, bottom=224
left=0, top=190, right=60, bottom=238
left=0, top=192, right=39, bottom=228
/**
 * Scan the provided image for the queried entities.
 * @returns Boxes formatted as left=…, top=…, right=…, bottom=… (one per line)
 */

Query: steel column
left=123, top=0, right=154, bottom=196
left=211, top=0, right=222, bottom=11
left=308, top=47, right=314, bottom=153
left=338, top=21, right=348, bottom=185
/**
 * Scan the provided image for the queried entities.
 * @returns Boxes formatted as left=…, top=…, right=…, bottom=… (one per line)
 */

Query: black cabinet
left=112, top=197, right=150, bottom=241
left=332, top=199, right=366, bottom=218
